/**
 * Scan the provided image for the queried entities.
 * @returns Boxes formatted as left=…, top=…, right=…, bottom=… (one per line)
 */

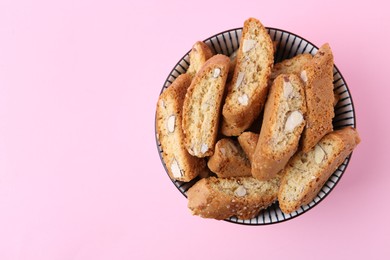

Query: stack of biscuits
left=156, top=17, right=360, bottom=220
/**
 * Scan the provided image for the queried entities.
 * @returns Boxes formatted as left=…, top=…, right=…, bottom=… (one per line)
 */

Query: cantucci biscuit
left=300, top=43, right=335, bottom=152
left=187, top=41, right=214, bottom=78
left=221, top=18, right=274, bottom=136
left=156, top=74, right=207, bottom=181
left=207, top=138, right=251, bottom=178
left=182, top=54, right=230, bottom=157
left=187, top=176, right=280, bottom=220
left=252, top=74, right=306, bottom=181
left=278, top=127, right=361, bottom=214
left=237, top=131, right=259, bottom=164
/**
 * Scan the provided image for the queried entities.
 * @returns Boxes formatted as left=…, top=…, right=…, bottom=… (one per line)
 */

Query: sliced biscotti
left=300, top=43, right=335, bottom=152
left=187, top=176, right=280, bottom=220
left=278, top=127, right=361, bottom=214
left=207, top=138, right=251, bottom=178
left=221, top=18, right=274, bottom=136
left=252, top=74, right=307, bottom=181
left=270, top=53, right=312, bottom=81
left=187, top=41, right=214, bottom=78
left=237, top=132, right=259, bottom=164
left=156, top=74, right=207, bottom=181
left=182, top=54, right=230, bottom=157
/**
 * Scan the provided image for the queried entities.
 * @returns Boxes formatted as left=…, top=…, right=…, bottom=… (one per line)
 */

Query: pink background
left=0, top=0, right=388, bottom=259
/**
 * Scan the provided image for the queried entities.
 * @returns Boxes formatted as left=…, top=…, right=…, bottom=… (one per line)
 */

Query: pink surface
left=0, top=0, right=388, bottom=259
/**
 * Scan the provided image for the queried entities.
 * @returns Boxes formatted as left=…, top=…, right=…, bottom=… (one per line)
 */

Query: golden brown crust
left=207, top=138, right=251, bottom=178
left=221, top=18, right=274, bottom=136
left=252, top=74, right=306, bottom=181
left=187, top=41, right=214, bottom=78
left=237, top=132, right=259, bottom=164
left=182, top=54, right=230, bottom=157
left=156, top=74, right=207, bottom=181
left=187, top=176, right=280, bottom=220
left=278, top=127, right=361, bottom=214
left=301, top=43, right=335, bottom=152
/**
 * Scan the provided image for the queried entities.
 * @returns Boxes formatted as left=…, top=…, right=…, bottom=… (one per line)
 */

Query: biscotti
left=182, top=54, right=230, bottom=157
left=156, top=74, right=207, bottom=181
left=270, top=53, right=312, bottom=81
left=237, top=131, right=259, bottom=164
left=207, top=138, right=251, bottom=178
left=300, top=43, right=335, bottom=152
left=187, top=41, right=214, bottom=78
left=221, top=18, right=274, bottom=136
left=252, top=74, right=306, bottom=181
left=187, top=176, right=280, bottom=220
left=278, top=127, right=361, bottom=214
